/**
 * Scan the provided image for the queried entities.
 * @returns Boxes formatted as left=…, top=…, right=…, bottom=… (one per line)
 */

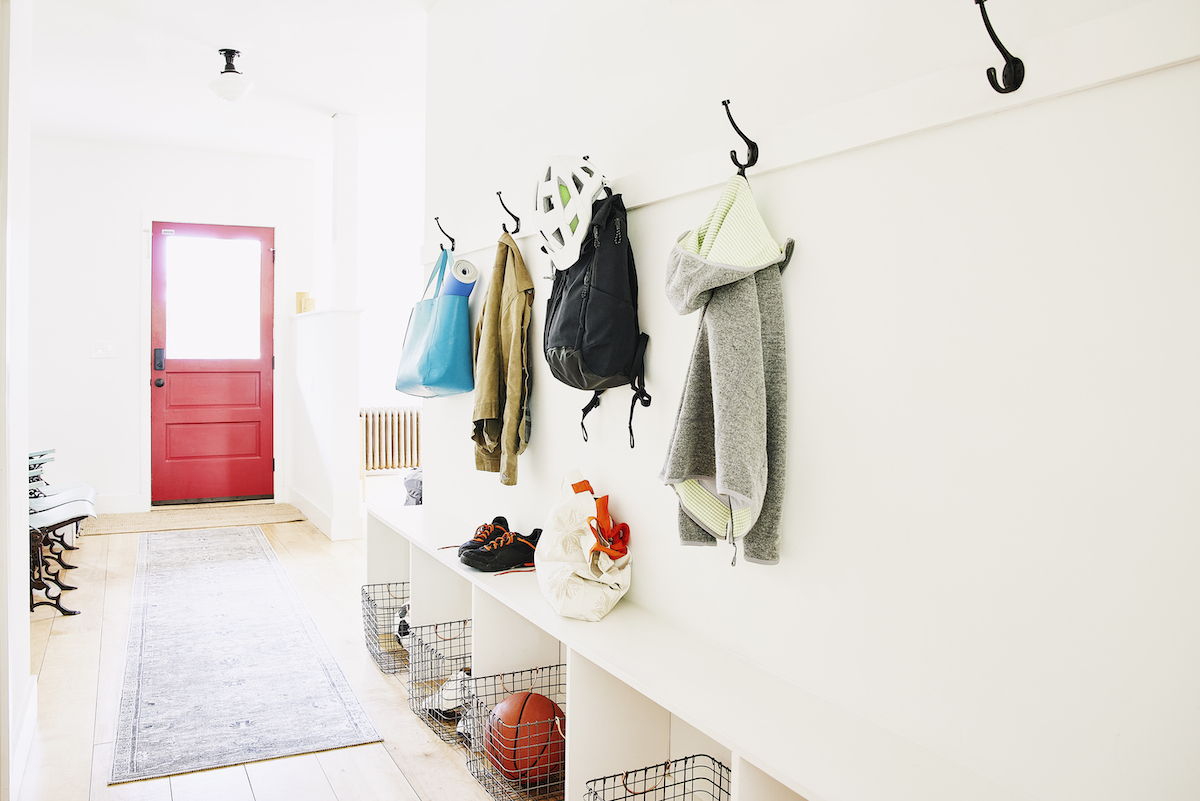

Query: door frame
left=149, top=221, right=275, bottom=504
left=138, top=212, right=284, bottom=511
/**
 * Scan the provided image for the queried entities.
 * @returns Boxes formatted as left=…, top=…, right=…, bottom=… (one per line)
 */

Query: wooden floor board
left=170, top=764, right=255, bottom=801
left=244, top=753, right=338, bottom=801
left=89, top=743, right=172, bottom=801
left=318, top=743, right=423, bottom=801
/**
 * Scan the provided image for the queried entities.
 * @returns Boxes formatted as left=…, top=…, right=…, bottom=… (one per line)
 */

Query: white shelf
left=366, top=503, right=1027, bottom=801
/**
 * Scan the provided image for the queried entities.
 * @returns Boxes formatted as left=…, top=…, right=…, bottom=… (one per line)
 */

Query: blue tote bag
left=395, top=249, right=474, bottom=397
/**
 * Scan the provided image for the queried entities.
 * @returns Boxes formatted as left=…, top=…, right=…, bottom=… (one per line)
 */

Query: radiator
left=360, top=407, right=420, bottom=471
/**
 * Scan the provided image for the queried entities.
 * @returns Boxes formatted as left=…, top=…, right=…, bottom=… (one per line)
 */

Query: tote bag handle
left=421, top=249, right=451, bottom=301
left=398, top=248, right=451, bottom=351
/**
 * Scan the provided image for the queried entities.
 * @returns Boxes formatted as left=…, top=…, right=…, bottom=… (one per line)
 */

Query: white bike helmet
left=535, top=156, right=607, bottom=270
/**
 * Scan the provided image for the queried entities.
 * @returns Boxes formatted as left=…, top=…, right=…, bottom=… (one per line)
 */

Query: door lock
left=154, top=378, right=164, bottom=388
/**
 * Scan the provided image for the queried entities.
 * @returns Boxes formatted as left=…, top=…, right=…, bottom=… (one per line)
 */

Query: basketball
left=484, top=691, right=565, bottom=785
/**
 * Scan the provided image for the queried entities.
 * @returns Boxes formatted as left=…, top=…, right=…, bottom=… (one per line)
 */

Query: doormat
left=82, top=503, right=305, bottom=536
left=110, top=526, right=379, bottom=783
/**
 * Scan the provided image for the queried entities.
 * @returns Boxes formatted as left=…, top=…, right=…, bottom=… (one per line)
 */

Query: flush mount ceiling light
left=209, top=48, right=253, bottom=103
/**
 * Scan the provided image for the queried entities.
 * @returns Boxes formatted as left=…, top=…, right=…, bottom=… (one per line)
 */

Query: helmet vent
left=535, top=156, right=607, bottom=270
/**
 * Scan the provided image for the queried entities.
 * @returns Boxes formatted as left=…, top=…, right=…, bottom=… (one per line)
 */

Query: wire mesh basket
left=461, top=664, right=567, bottom=801
left=407, top=618, right=473, bottom=743
left=361, top=582, right=412, bottom=673
left=584, top=754, right=731, bottom=801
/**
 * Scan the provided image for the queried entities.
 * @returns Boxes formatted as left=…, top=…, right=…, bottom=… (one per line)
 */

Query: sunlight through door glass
left=165, top=236, right=261, bottom=359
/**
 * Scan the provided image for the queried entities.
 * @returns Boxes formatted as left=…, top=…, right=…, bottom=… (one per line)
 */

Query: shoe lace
left=471, top=522, right=499, bottom=544
left=481, top=530, right=517, bottom=551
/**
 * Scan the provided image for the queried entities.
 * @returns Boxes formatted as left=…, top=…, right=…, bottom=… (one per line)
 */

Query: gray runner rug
left=111, top=526, right=380, bottom=783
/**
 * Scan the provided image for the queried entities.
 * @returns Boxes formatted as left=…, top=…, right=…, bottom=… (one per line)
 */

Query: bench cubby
left=407, top=617, right=473, bottom=743
left=463, top=663, right=568, bottom=800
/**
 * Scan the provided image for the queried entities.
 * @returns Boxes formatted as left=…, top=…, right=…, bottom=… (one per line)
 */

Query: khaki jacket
left=472, top=232, right=534, bottom=484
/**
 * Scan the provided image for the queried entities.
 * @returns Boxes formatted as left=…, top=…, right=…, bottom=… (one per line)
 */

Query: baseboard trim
left=286, top=488, right=334, bottom=540
left=95, top=494, right=151, bottom=515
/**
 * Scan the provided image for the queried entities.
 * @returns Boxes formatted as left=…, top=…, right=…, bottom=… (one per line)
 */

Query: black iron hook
left=977, top=0, right=1024, bottom=94
left=434, top=217, right=455, bottom=252
left=496, top=191, right=520, bottom=235
left=722, top=100, right=759, bottom=177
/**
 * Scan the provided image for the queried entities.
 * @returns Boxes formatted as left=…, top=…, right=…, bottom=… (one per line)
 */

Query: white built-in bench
left=366, top=503, right=1024, bottom=801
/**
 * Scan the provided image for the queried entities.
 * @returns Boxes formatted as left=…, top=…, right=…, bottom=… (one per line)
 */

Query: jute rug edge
left=82, top=503, right=306, bottom=536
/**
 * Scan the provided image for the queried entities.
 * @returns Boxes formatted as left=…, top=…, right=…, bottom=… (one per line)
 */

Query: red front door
left=150, top=222, right=274, bottom=504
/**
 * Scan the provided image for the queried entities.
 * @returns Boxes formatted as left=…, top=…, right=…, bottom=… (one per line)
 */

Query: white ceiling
left=32, top=0, right=432, bottom=159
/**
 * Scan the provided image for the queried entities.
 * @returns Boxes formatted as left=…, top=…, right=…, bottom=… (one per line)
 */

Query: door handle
left=154, top=378, right=164, bottom=388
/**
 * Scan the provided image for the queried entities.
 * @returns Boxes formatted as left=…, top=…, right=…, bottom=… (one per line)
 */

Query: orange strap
left=587, top=495, right=630, bottom=559
left=572, top=479, right=594, bottom=495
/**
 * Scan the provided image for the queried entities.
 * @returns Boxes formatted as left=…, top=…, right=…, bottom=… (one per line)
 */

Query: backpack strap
left=580, top=391, right=603, bottom=442
left=580, top=334, right=651, bottom=447
left=626, top=333, right=651, bottom=448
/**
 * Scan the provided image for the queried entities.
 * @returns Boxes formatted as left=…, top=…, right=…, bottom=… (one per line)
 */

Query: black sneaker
left=460, top=528, right=542, bottom=572
left=457, top=516, right=509, bottom=557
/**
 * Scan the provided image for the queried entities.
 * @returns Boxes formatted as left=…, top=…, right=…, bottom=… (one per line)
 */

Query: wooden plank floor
left=21, top=521, right=494, bottom=801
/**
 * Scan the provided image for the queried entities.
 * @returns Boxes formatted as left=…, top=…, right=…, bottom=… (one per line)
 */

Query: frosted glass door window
left=165, top=236, right=261, bottom=359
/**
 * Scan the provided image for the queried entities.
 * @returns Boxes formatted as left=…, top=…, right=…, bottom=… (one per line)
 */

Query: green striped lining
left=681, top=176, right=781, bottom=268
left=675, top=479, right=753, bottom=540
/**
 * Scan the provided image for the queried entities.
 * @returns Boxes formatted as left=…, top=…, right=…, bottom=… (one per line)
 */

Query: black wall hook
left=977, top=0, right=1024, bottom=94
left=722, top=100, right=759, bottom=177
left=434, top=217, right=455, bottom=251
left=496, top=191, right=520, bottom=234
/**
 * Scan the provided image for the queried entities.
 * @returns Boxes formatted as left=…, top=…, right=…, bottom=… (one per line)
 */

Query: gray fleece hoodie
left=659, top=236, right=792, bottom=565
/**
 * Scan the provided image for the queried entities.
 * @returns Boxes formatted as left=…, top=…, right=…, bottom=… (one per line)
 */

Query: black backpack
left=543, top=188, right=650, bottom=446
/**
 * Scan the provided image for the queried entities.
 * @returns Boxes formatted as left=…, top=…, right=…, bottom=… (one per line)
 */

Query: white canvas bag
left=535, top=470, right=631, bottom=622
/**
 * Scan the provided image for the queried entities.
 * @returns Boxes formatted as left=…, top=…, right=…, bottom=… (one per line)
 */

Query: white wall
left=288, top=310, right=361, bottom=539
left=357, top=105, right=428, bottom=408
left=417, top=2, right=1200, bottom=800
left=28, top=135, right=318, bottom=512
left=1, top=1, right=35, bottom=797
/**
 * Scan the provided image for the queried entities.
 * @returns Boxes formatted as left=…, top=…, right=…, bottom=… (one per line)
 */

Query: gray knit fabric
left=659, top=237, right=792, bottom=564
